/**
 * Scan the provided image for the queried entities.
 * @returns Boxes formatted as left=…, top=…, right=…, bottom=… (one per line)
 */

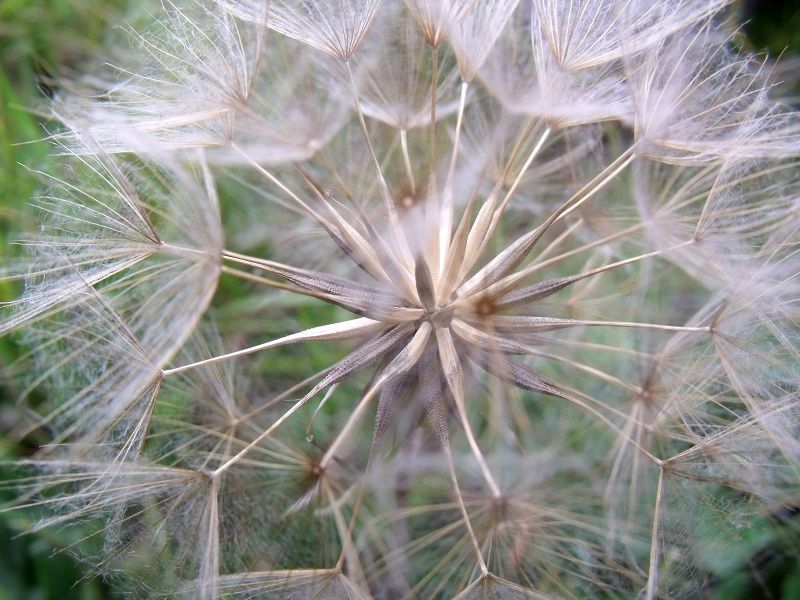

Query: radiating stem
left=508, top=221, right=646, bottom=281
left=306, top=385, right=338, bottom=439
left=429, top=44, right=439, bottom=181
left=233, top=369, right=332, bottom=425
left=220, top=265, right=298, bottom=293
left=456, top=146, right=639, bottom=297
left=320, top=381, right=384, bottom=469
left=232, top=145, right=392, bottom=287
left=471, top=240, right=695, bottom=306
left=230, top=144, right=316, bottom=216
left=324, top=480, right=368, bottom=590
left=345, top=61, right=416, bottom=282
left=557, top=150, right=636, bottom=222
left=400, top=129, right=417, bottom=195
left=436, top=327, right=501, bottom=497
left=162, top=318, right=383, bottom=377
left=518, top=347, right=642, bottom=393
left=645, top=467, right=664, bottom=600
left=320, top=323, right=433, bottom=467
left=440, top=81, right=470, bottom=272
left=487, top=315, right=711, bottom=334
left=460, top=126, right=552, bottom=280
left=212, top=392, right=319, bottom=477
left=443, top=446, right=488, bottom=574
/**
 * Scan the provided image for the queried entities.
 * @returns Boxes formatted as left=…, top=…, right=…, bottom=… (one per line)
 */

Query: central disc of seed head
left=426, top=304, right=455, bottom=328
left=413, top=253, right=457, bottom=328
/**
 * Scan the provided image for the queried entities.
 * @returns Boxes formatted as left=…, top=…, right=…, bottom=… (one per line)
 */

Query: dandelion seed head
left=3, top=0, right=800, bottom=598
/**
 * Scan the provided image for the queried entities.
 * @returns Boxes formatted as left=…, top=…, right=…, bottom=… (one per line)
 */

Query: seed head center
left=424, top=304, right=456, bottom=328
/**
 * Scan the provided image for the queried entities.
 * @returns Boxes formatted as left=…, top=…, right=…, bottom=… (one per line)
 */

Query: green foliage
left=1, top=3, right=121, bottom=597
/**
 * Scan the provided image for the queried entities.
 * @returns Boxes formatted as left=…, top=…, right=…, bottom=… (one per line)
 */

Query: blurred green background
left=0, top=1, right=798, bottom=598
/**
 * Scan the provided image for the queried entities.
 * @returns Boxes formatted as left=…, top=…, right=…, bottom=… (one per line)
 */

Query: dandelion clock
left=2, top=1, right=799, bottom=598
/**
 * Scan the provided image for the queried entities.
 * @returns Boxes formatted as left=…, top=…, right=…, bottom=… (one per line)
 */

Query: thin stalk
left=345, top=61, right=415, bottom=282
left=324, top=480, right=368, bottom=590
left=440, top=81, right=470, bottom=271
left=506, top=221, right=646, bottom=281
left=486, top=315, right=711, bottom=334
left=460, top=126, right=552, bottom=280
left=220, top=265, right=298, bottom=293
left=645, top=468, right=664, bottom=600
left=470, top=240, right=695, bottom=306
left=443, top=446, right=488, bottom=574
left=400, top=129, right=417, bottom=195
left=162, top=318, right=383, bottom=377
